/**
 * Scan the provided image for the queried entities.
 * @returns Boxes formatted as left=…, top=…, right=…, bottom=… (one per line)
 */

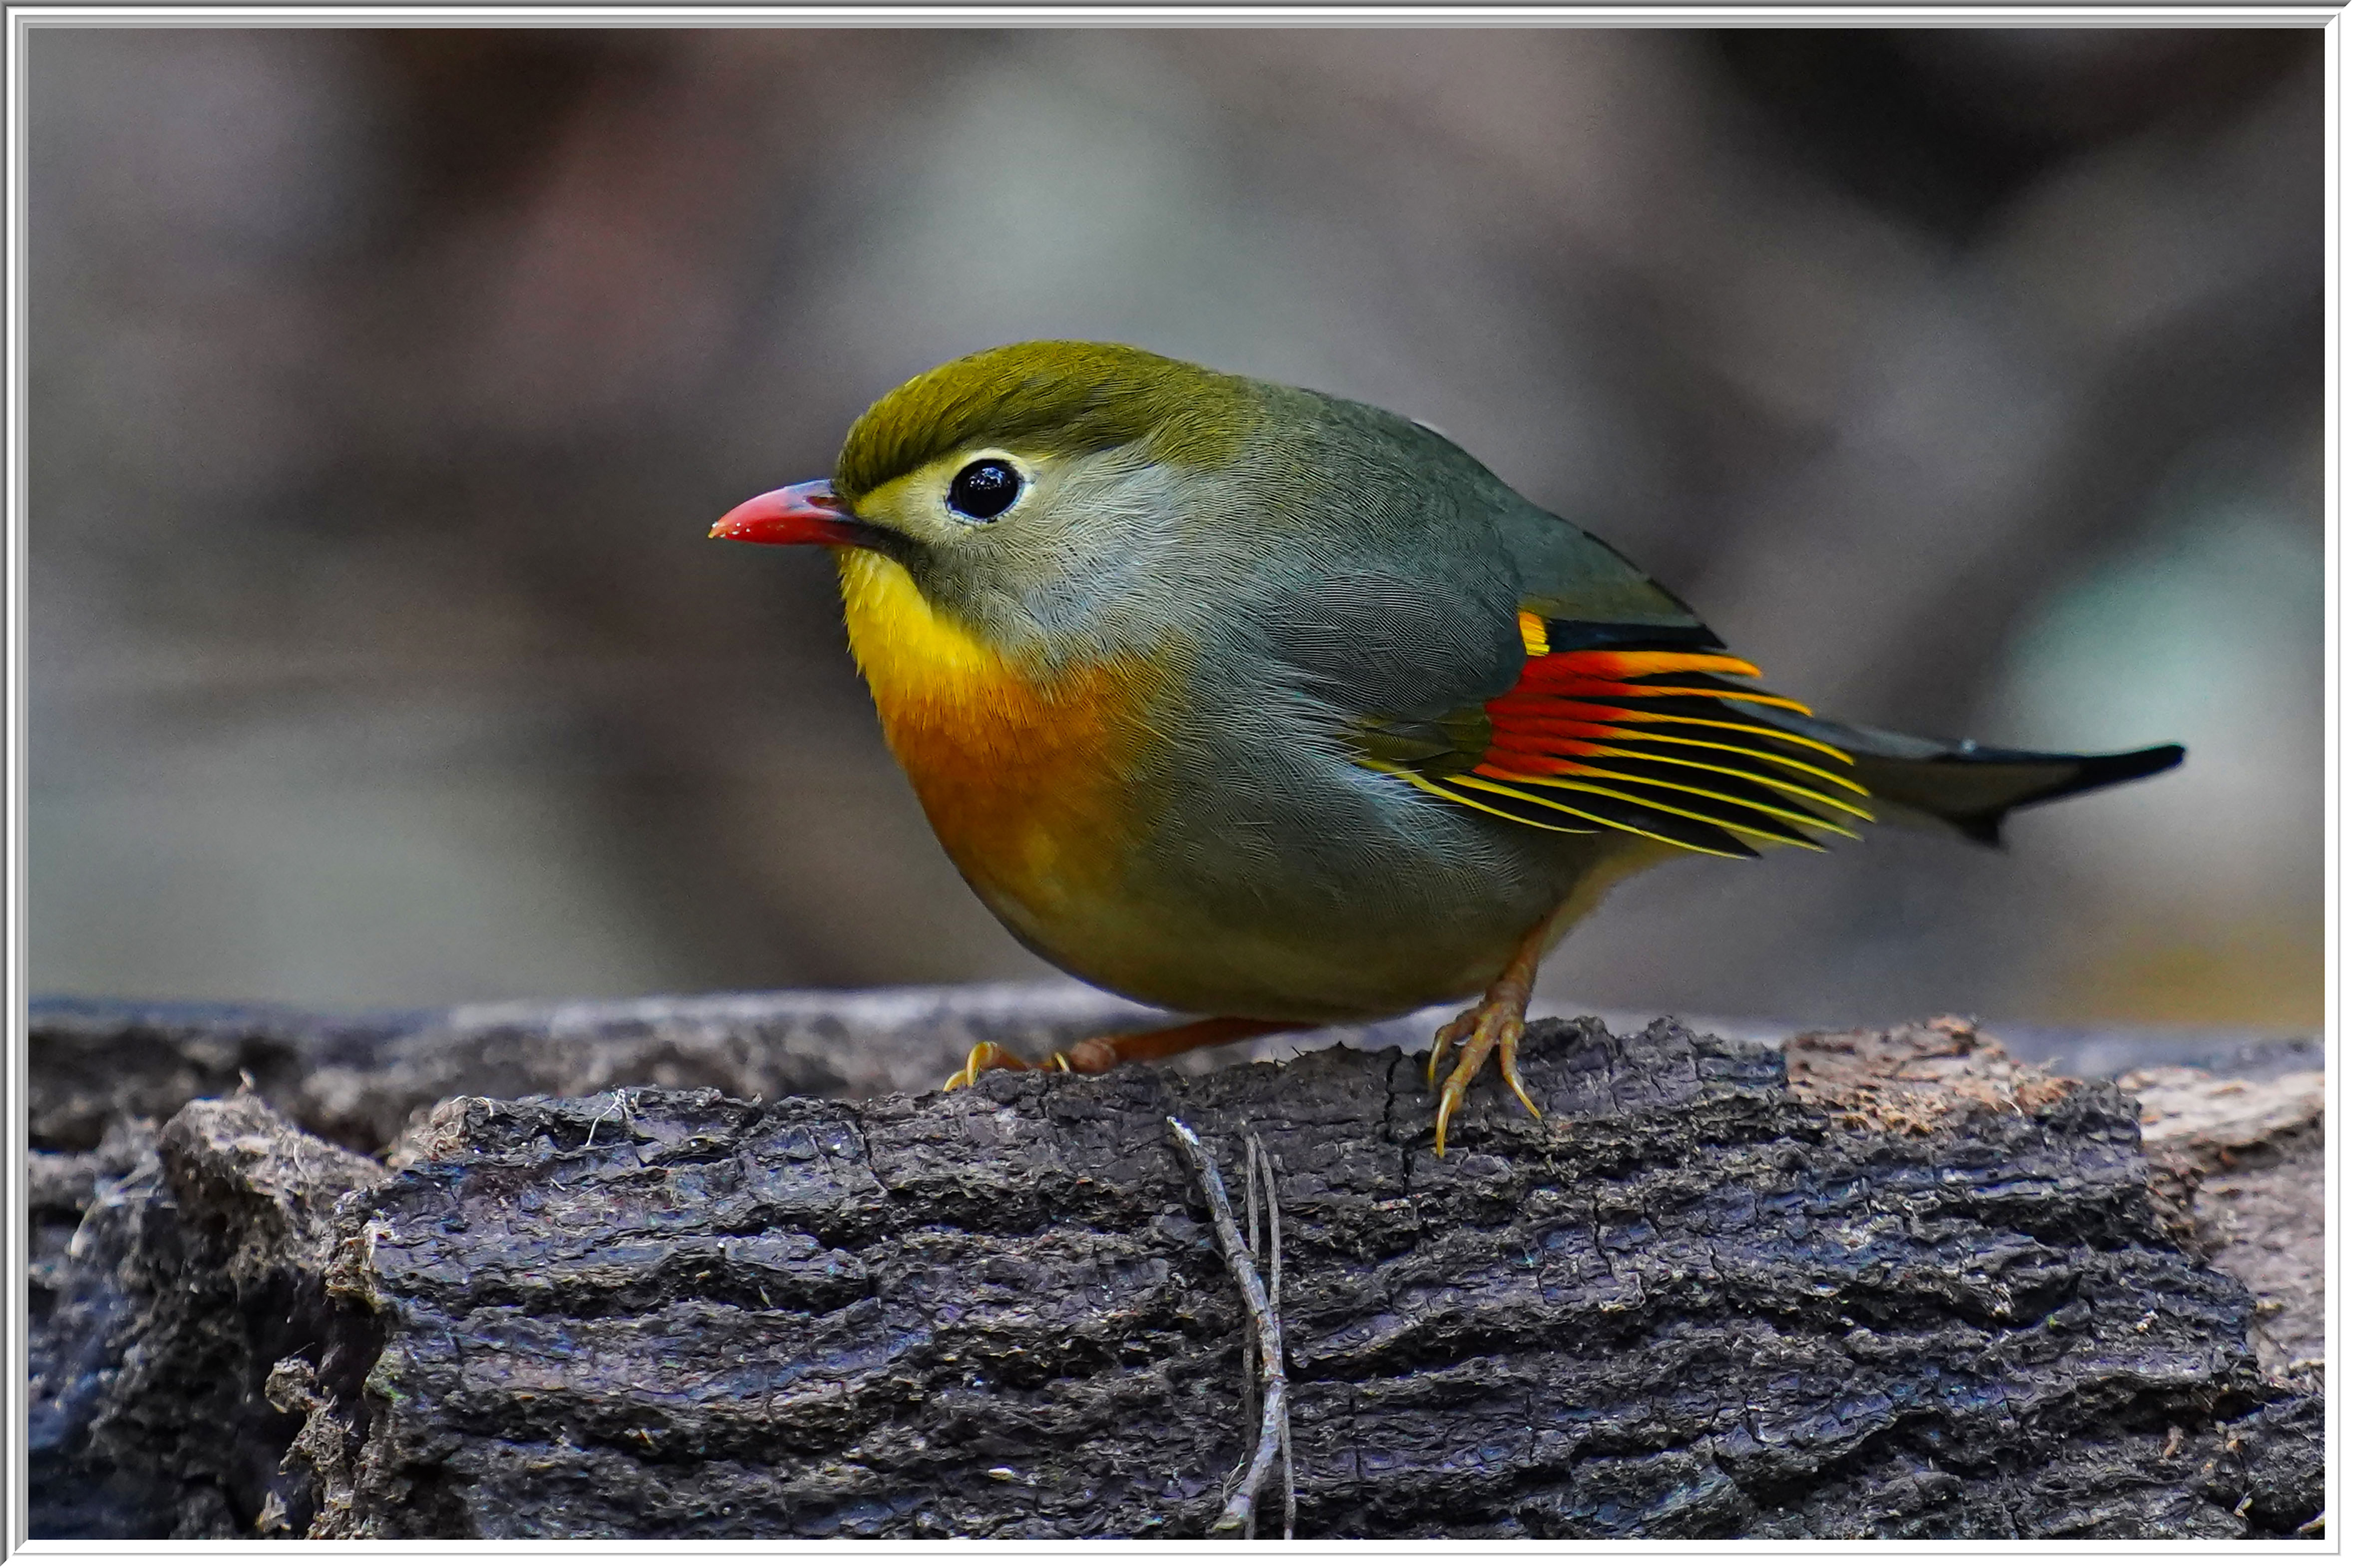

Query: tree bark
left=28, top=1006, right=2321, bottom=1540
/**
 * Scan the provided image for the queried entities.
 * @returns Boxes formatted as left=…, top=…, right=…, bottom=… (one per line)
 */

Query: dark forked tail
left=1762, top=712, right=2185, bottom=847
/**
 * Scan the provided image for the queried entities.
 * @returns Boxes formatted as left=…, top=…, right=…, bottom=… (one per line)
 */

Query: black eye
left=947, top=459, right=1021, bottom=520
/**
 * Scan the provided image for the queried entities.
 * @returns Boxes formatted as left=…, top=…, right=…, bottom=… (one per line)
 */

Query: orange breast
left=836, top=551, right=1161, bottom=934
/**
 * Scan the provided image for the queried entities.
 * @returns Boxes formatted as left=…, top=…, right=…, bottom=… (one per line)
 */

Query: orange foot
left=941, top=1016, right=1285, bottom=1092
left=1427, top=919, right=1559, bottom=1158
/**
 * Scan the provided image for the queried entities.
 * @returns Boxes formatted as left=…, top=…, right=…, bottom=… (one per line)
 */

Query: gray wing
left=1492, top=493, right=1717, bottom=641
left=1220, top=397, right=1879, bottom=855
left=1241, top=391, right=1711, bottom=724
left=1230, top=395, right=1530, bottom=726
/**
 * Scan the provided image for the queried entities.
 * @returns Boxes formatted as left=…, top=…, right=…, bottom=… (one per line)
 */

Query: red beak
left=710, top=479, right=868, bottom=547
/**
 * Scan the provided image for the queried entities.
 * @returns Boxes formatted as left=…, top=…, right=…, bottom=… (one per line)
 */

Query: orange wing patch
left=1378, top=617, right=1873, bottom=859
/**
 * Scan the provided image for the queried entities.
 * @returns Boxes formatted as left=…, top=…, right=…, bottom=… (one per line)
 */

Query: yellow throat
left=833, top=549, right=1164, bottom=936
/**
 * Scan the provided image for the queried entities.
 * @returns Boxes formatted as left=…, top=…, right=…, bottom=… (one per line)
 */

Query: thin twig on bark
left=1250, top=1131, right=1296, bottom=1542
left=1166, top=1116, right=1291, bottom=1538
left=1239, top=1136, right=1261, bottom=1479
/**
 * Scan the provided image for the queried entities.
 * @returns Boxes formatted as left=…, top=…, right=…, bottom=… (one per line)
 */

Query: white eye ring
left=946, top=455, right=1025, bottom=521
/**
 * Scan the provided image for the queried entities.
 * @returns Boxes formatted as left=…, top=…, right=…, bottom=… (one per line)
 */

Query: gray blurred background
left=28, top=26, right=2322, bottom=1035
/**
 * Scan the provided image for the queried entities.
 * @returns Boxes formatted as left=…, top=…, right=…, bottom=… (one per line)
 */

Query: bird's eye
left=947, top=459, right=1021, bottom=520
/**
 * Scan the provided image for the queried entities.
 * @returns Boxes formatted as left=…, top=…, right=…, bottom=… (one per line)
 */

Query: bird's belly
left=889, top=708, right=1564, bottom=1019
left=979, top=744, right=1652, bottom=1025
left=1021, top=898, right=1537, bottom=1024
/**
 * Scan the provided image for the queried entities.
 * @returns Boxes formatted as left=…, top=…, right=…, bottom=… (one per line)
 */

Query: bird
left=711, top=341, right=2184, bottom=1156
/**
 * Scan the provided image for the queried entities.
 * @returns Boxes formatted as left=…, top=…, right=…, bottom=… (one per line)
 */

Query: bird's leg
left=943, top=1016, right=1285, bottom=1091
left=1428, top=906, right=1576, bottom=1158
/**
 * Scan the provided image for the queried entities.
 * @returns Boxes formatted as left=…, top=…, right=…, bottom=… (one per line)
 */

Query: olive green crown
left=834, top=341, right=1259, bottom=503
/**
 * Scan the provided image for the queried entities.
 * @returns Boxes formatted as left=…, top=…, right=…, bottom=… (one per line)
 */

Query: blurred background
left=28, top=26, right=2323, bottom=1033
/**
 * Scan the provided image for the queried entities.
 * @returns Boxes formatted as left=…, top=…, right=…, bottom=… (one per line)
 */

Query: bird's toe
left=1427, top=1006, right=1478, bottom=1088
left=942, top=1039, right=1033, bottom=1091
left=1496, top=1027, right=1543, bottom=1124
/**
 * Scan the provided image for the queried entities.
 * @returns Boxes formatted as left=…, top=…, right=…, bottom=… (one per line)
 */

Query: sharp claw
left=1434, top=1080, right=1462, bottom=1159
left=1428, top=1009, right=1473, bottom=1088
left=943, top=1040, right=1029, bottom=1092
left=1500, top=1051, right=1543, bottom=1124
left=1050, top=1052, right=1073, bottom=1073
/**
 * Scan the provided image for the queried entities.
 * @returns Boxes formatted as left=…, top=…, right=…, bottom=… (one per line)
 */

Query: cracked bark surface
left=28, top=1009, right=2323, bottom=1539
left=26, top=988, right=1129, bottom=1157
left=27, top=1094, right=387, bottom=1537
left=2121, top=1064, right=2326, bottom=1384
